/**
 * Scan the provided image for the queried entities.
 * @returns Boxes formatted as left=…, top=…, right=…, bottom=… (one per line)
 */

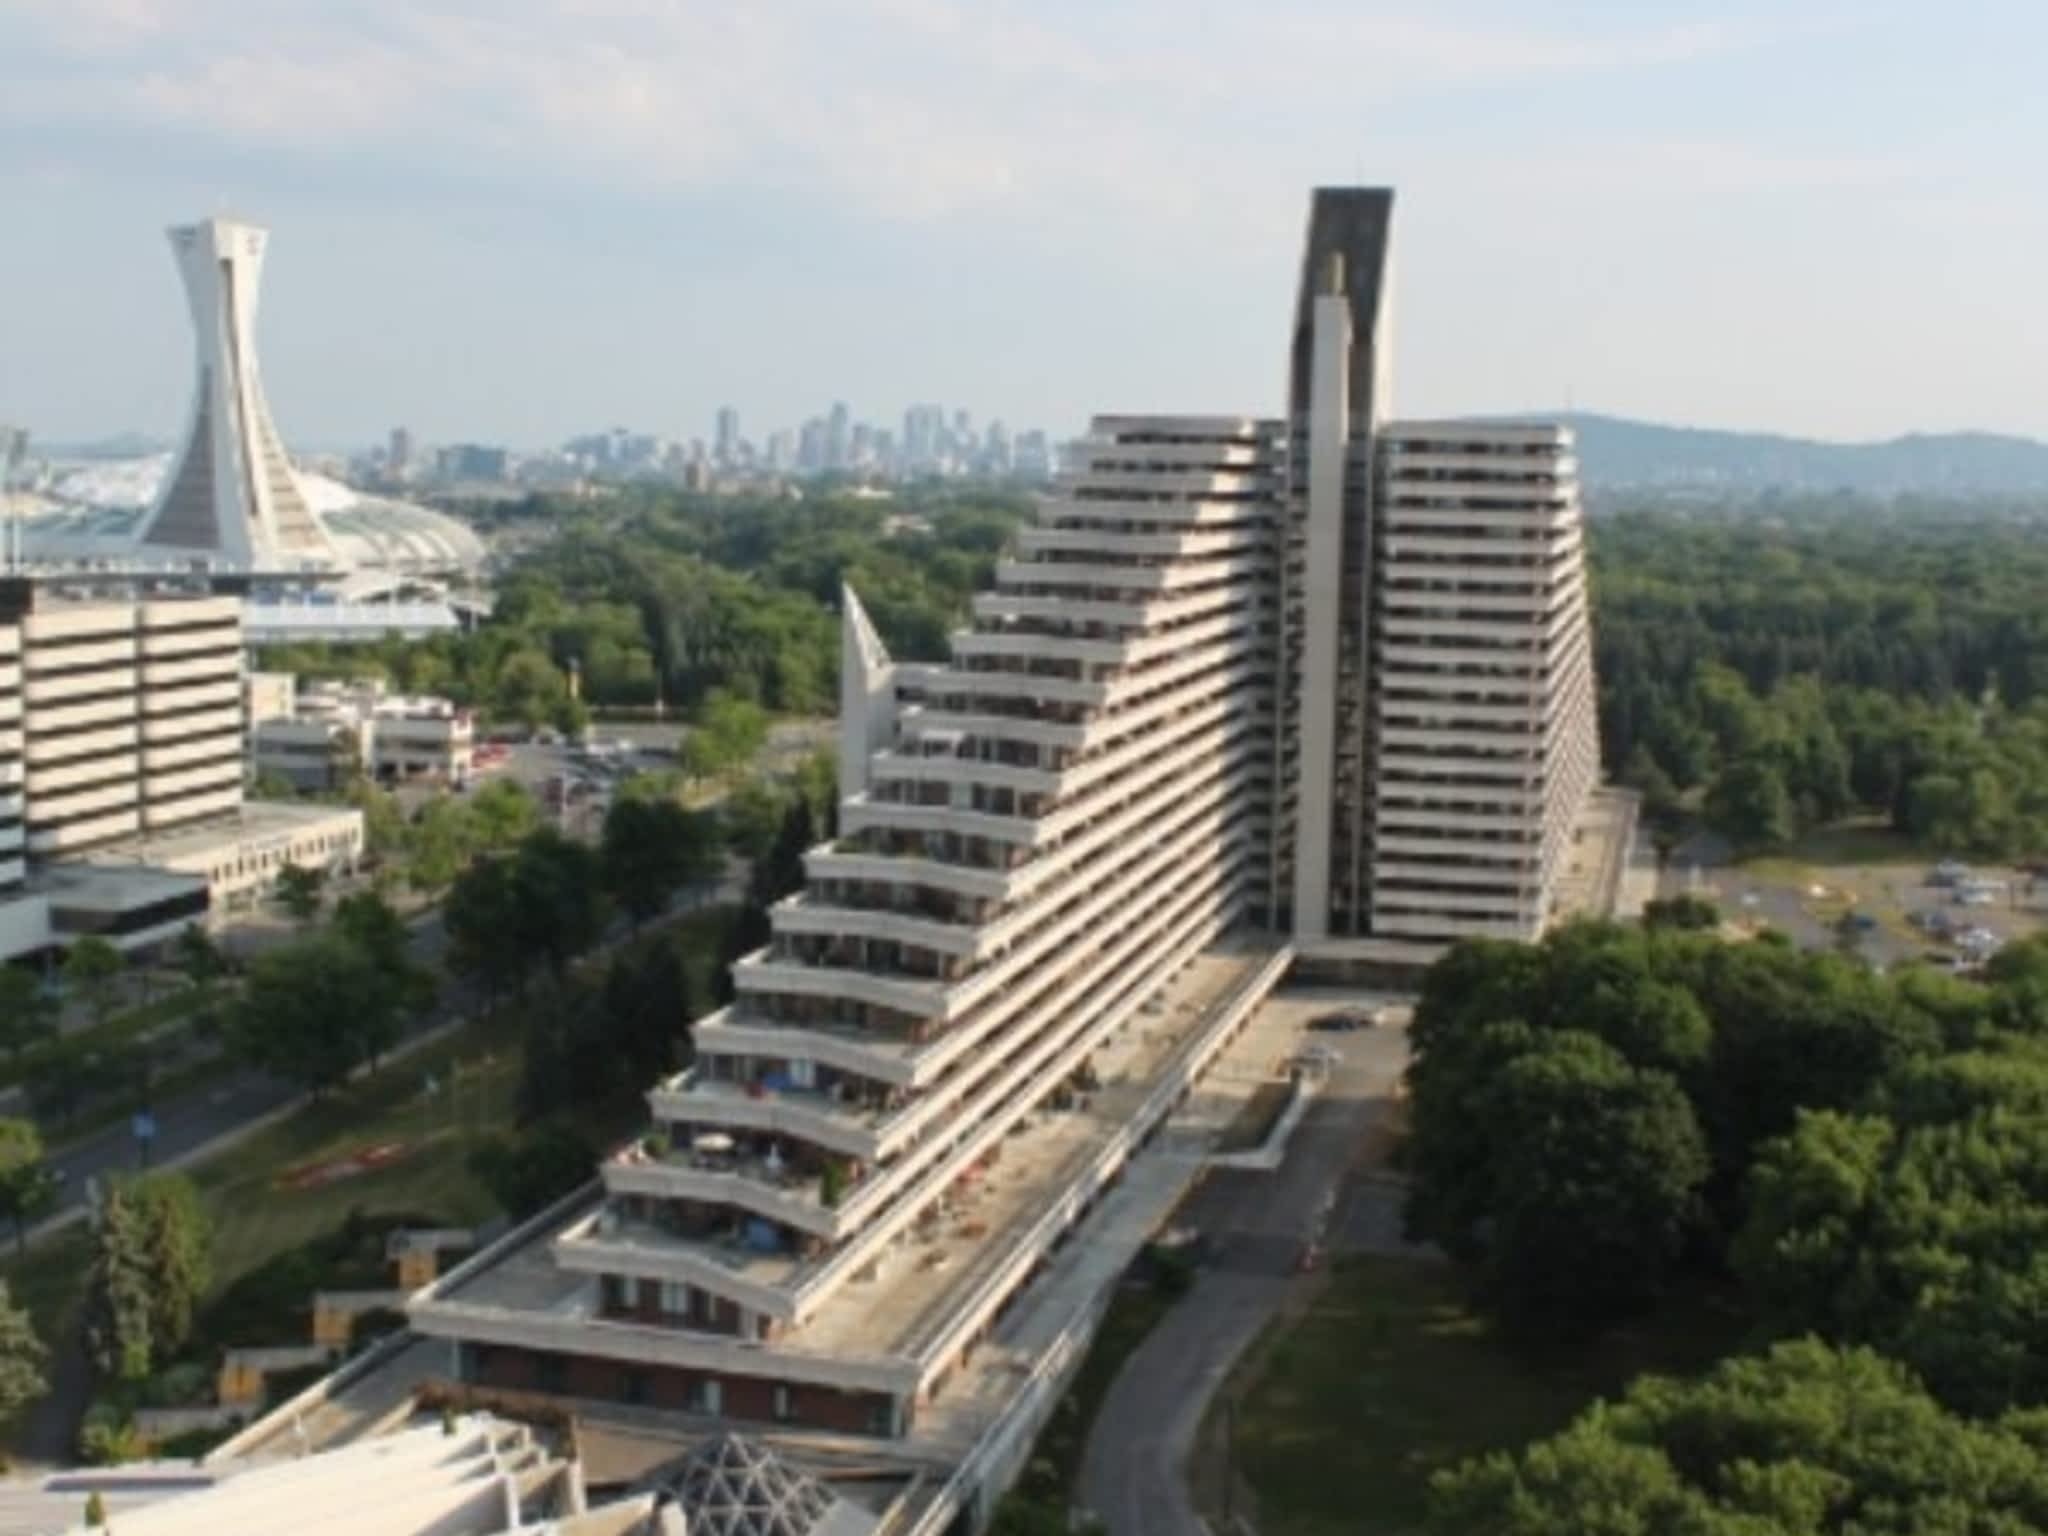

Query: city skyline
left=8, top=2, right=2048, bottom=447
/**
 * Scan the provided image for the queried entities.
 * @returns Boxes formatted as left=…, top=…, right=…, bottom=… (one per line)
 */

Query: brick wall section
left=466, top=1345, right=896, bottom=1436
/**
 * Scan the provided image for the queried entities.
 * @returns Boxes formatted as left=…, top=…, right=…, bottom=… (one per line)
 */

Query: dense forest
left=1595, top=506, right=2048, bottom=856
left=259, top=485, right=1031, bottom=727
left=264, top=489, right=2048, bottom=858
left=1409, top=915, right=2048, bottom=1530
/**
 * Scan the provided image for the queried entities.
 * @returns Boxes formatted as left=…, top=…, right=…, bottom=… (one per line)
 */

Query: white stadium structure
left=22, top=455, right=488, bottom=578
left=13, top=217, right=489, bottom=642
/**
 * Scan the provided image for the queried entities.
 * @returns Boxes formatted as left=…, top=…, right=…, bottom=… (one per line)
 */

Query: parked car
left=1307, top=1011, right=1369, bottom=1033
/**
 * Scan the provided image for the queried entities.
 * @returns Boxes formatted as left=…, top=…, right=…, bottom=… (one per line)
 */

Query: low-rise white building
left=0, top=582, right=363, bottom=957
left=81, top=798, right=363, bottom=918
left=250, top=673, right=474, bottom=791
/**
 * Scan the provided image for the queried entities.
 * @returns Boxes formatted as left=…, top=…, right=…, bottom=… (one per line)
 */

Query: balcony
left=550, top=1203, right=813, bottom=1321
left=602, top=1134, right=857, bottom=1241
left=647, top=1068, right=890, bottom=1161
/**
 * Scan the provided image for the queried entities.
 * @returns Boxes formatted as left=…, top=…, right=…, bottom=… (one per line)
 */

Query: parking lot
left=1666, top=823, right=2048, bottom=972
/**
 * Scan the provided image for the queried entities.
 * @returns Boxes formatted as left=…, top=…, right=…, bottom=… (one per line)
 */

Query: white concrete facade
left=591, top=416, right=1273, bottom=1338
left=85, top=799, right=365, bottom=917
left=398, top=185, right=1606, bottom=1454
left=1369, top=422, right=1599, bottom=943
left=12, top=594, right=243, bottom=858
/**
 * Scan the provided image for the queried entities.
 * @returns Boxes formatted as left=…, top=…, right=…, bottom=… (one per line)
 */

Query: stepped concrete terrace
left=401, top=939, right=1285, bottom=1422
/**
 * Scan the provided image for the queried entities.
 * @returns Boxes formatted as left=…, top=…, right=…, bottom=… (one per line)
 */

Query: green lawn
left=0, top=1013, right=529, bottom=1458
left=185, top=1014, right=524, bottom=1295
left=1739, top=817, right=1919, bottom=880
left=1225, top=1256, right=1747, bottom=1536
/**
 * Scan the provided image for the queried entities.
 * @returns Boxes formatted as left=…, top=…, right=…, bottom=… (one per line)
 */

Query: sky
left=4, top=0, right=2048, bottom=451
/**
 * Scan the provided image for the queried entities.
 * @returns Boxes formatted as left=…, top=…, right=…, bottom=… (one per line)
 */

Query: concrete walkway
left=1075, top=993, right=1411, bottom=1536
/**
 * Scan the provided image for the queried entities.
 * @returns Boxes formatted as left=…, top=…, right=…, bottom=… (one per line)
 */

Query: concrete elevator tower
left=139, top=219, right=335, bottom=569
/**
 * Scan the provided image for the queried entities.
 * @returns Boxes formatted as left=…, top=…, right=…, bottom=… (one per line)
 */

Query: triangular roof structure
left=649, top=1433, right=876, bottom=1536
left=838, top=584, right=896, bottom=801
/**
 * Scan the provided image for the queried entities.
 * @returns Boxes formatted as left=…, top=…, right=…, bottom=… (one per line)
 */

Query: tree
left=1408, top=1027, right=1708, bottom=1326
left=712, top=903, right=772, bottom=1007
left=1734, top=1059, right=2048, bottom=1416
left=467, top=1125, right=597, bottom=1219
left=333, top=889, right=434, bottom=1019
left=508, top=828, right=608, bottom=977
left=1641, top=895, right=1720, bottom=931
left=347, top=779, right=409, bottom=864
left=171, top=924, right=228, bottom=988
left=722, top=778, right=789, bottom=861
left=0, top=966, right=56, bottom=1065
left=1428, top=1340, right=2048, bottom=1535
left=63, top=937, right=124, bottom=1032
left=0, top=1119, right=55, bottom=1255
left=754, top=795, right=815, bottom=907
left=83, top=1174, right=207, bottom=1383
left=602, top=795, right=721, bottom=927
left=601, top=933, right=696, bottom=1087
left=231, top=935, right=400, bottom=1095
left=1705, top=757, right=1798, bottom=846
left=273, top=861, right=326, bottom=925
left=552, top=694, right=591, bottom=738
left=0, top=1281, right=44, bottom=1422
left=407, top=796, right=478, bottom=892
left=468, top=778, right=538, bottom=852
left=249, top=767, right=298, bottom=801
left=492, top=647, right=568, bottom=729
left=681, top=690, right=769, bottom=783
left=444, top=855, right=527, bottom=1002
left=84, top=1182, right=155, bottom=1381
left=131, top=1173, right=208, bottom=1361
left=792, top=749, right=838, bottom=837
left=24, top=1037, right=112, bottom=1130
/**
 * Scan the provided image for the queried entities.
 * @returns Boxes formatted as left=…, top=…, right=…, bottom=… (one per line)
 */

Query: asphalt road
left=1076, top=994, right=1411, bottom=1536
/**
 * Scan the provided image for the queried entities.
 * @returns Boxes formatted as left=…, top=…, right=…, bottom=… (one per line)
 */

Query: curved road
left=1077, top=1009, right=1409, bottom=1536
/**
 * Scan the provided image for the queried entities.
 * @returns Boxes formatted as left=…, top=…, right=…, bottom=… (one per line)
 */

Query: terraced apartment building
left=406, top=186, right=1608, bottom=1443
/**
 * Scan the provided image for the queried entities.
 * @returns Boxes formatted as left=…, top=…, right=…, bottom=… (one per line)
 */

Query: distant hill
left=1554, top=413, right=2048, bottom=497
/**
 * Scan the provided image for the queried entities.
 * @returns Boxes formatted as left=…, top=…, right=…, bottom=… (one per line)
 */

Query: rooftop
left=77, top=800, right=363, bottom=869
left=421, top=943, right=1270, bottom=1367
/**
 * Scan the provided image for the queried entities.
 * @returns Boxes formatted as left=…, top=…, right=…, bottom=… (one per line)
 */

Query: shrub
left=78, top=1404, right=145, bottom=1466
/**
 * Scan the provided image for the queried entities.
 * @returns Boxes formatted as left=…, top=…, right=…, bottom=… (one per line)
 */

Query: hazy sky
left=5, top=0, right=2047, bottom=450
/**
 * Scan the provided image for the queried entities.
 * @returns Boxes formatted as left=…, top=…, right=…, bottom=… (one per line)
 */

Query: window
left=535, top=1354, right=567, bottom=1393
left=660, top=1280, right=689, bottom=1315
left=773, top=1384, right=794, bottom=1423
left=691, top=1377, right=723, bottom=1415
left=621, top=1369, right=649, bottom=1406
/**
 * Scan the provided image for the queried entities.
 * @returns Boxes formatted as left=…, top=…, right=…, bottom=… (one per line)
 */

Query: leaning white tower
left=139, top=218, right=335, bottom=568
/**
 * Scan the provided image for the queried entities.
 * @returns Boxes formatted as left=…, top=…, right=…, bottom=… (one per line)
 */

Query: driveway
left=1076, top=992, right=1410, bottom=1536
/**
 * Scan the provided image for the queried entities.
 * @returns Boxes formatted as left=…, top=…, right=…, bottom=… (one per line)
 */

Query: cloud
left=1, top=0, right=1794, bottom=230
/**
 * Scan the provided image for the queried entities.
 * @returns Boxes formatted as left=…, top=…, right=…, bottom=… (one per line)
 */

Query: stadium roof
left=21, top=456, right=486, bottom=578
